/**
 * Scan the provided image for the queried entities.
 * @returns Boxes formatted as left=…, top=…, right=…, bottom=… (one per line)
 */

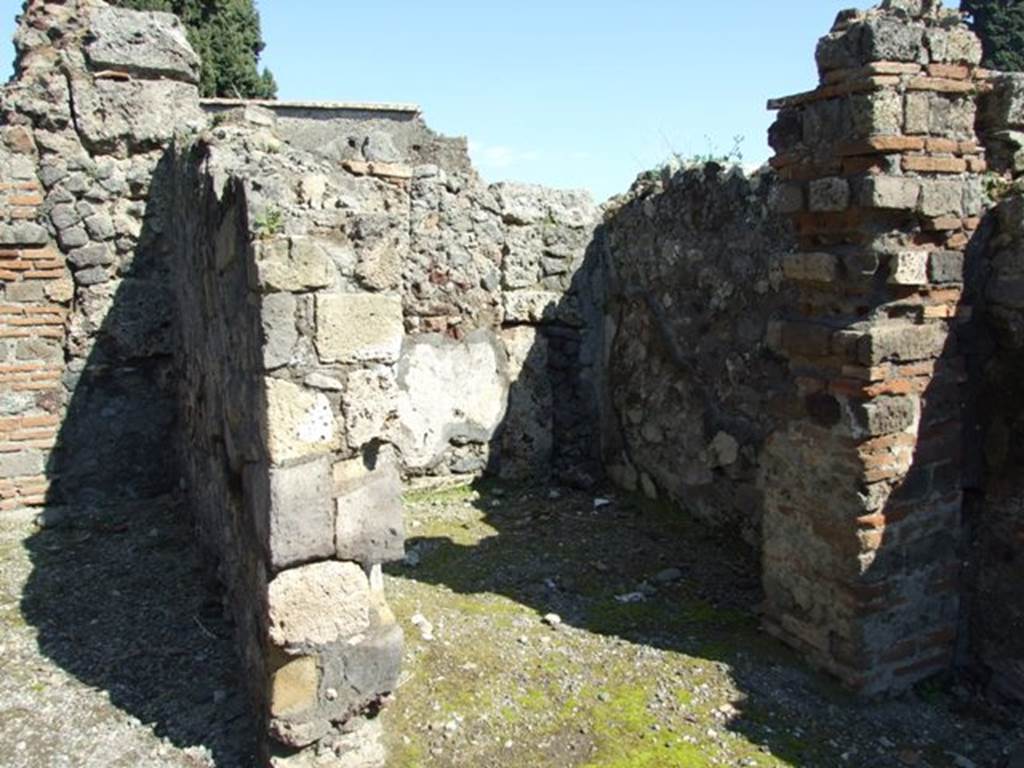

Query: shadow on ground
left=18, top=497, right=256, bottom=766
left=16, top=153, right=255, bottom=766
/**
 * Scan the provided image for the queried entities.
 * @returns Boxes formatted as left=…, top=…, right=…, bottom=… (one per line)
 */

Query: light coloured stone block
left=502, top=290, right=562, bottom=323
left=71, top=78, right=203, bottom=152
left=261, top=292, right=297, bottom=370
left=85, top=6, right=200, bottom=83
left=342, top=366, right=398, bottom=449
left=888, top=251, right=929, bottom=286
left=0, top=450, right=43, bottom=479
left=267, top=560, right=371, bottom=647
left=264, top=377, right=339, bottom=464
left=315, top=293, right=404, bottom=364
left=850, top=91, right=903, bottom=137
left=254, top=237, right=332, bottom=292
left=859, top=176, right=920, bottom=210
left=904, top=92, right=930, bottom=134
left=920, top=179, right=965, bottom=218
left=269, top=655, right=319, bottom=717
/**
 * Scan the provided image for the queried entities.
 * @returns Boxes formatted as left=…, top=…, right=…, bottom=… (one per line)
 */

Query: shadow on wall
left=389, top=171, right=1021, bottom=764
left=481, top=215, right=608, bottom=489
left=963, top=192, right=1024, bottom=704
left=19, top=149, right=257, bottom=766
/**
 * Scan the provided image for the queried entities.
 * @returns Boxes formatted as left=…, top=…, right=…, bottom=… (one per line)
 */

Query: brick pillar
left=761, top=0, right=987, bottom=694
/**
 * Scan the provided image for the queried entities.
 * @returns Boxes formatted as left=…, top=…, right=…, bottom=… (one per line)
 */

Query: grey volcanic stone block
left=68, top=243, right=114, bottom=268
left=334, top=448, right=405, bottom=565
left=0, top=222, right=48, bottom=246
left=321, top=620, right=403, bottom=713
left=267, top=457, right=335, bottom=570
left=856, top=322, right=948, bottom=365
left=929, top=251, right=964, bottom=284
left=0, top=450, right=44, bottom=479
left=71, top=78, right=203, bottom=154
left=261, top=292, right=298, bottom=370
left=852, top=396, right=918, bottom=437
left=85, top=7, right=200, bottom=83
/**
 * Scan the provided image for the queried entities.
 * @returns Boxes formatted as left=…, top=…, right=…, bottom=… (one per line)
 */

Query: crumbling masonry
left=0, top=0, right=1020, bottom=764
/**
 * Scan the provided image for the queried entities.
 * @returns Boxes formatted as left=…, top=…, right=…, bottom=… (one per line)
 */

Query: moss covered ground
left=380, top=480, right=1021, bottom=768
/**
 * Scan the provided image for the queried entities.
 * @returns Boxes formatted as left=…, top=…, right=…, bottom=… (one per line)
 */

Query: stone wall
left=0, top=2, right=603, bottom=761
left=168, top=109, right=410, bottom=765
left=762, top=0, right=986, bottom=694
left=166, top=97, right=600, bottom=762
left=968, top=73, right=1024, bottom=704
left=0, top=0, right=205, bottom=514
left=4, top=3, right=1024, bottom=765
left=196, top=101, right=602, bottom=483
left=600, top=164, right=796, bottom=540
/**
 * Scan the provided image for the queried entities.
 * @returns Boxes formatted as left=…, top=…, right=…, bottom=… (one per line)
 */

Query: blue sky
left=0, top=1, right=957, bottom=200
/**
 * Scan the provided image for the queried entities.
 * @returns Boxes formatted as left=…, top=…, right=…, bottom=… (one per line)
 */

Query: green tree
left=961, top=0, right=1024, bottom=72
left=110, top=0, right=277, bottom=98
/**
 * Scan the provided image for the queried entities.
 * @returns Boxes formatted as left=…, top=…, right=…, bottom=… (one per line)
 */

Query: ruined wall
left=400, top=165, right=600, bottom=481
left=6, top=10, right=1023, bottom=766
left=0, top=0, right=602, bottom=526
left=968, top=73, right=1024, bottom=703
left=600, top=164, right=796, bottom=539
left=0, top=1, right=204, bottom=513
left=169, top=107, right=410, bottom=765
left=164, top=98, right=600, bottom=763
left=199, top=100, right=602, bottom=483
left=762, top=0, right=986, bottom=694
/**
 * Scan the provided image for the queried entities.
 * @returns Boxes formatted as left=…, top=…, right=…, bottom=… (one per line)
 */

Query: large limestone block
left=267, top=457, right=335, bottom=570
left=70, top=78, right=203, bottom=154
left=315, top=293, right=403, bottom=364
left=85, top=7, right=200, bottom=83
left=254, top=237, right=333, bottom=293
left=269, top=655, right=319, bottom=718
left=265, top=377, right=340, bottom=463
left=267, top=561, right=371, bottom=648
left=393, top=330, right=509, bottom=471
left=333, top=448, right=404, bottom=564
left=342, top=366, right=398, bottom=449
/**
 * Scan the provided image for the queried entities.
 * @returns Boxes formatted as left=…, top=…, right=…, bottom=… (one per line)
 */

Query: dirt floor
left=380, top=479, right=1023, bottom=768
left=0, top=482, right=1020, bottom=768
left=0, top=497, right=254, bottom=768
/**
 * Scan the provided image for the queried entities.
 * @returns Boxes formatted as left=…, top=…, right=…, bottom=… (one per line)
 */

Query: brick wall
left=762, top=0, right=987, bottom=694
left=0, top=131, right=70, bottom=513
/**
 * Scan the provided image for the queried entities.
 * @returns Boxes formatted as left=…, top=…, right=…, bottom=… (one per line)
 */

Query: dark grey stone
left=267, top=457, right=335, bottom=570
